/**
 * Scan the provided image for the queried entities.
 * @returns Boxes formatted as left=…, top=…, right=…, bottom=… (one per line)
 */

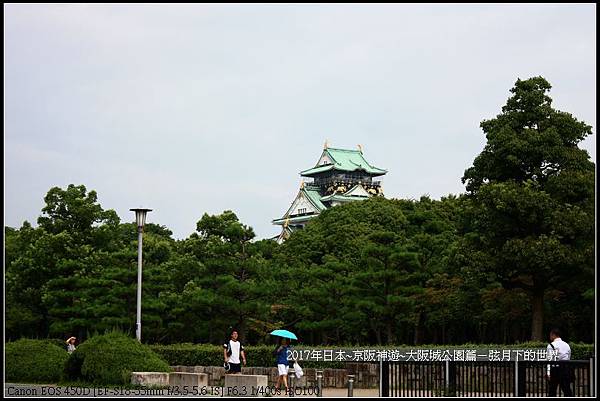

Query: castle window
left=298, top=208, right=306, bottom=214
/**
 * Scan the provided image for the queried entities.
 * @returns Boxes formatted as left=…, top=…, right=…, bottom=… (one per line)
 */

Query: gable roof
left=320, top=184, right=373, bottom=203
left=344, top=184, right=372, bottom=197
left=273, top=185, right=326, bottom=223
left=300, top=147, right=387, bottom=177
left=303, top=185, right=327, bottom=212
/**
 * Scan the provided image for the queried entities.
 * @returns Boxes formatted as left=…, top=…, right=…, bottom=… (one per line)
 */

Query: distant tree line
left=5, top=77, right=594, bottom=345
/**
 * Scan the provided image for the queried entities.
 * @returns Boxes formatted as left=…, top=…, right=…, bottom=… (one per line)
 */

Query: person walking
left=65, top=337, right=77, bottom=354
left=546, top=328, right=573, bottom=397
left=273, top=338, right=292, bottom=394
left=223, top=330, right=246, bottom=375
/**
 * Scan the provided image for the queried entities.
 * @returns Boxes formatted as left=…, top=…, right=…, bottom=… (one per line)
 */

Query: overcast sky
left=4, top=4, right=596, bottom=240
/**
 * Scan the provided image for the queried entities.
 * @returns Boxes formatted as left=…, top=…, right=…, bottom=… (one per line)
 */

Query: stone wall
left=131, top=372, right=169, bottom=386
left=170, top=363, right=379, bottom=389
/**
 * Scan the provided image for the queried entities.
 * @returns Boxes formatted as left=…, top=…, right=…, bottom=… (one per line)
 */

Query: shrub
left=566, top=343, right=594, bottom=360
left=149, top=344, right=345, bottom=368
left=43, top=338, right=69, bottom=350
left=68, top=331, right=171, bottom=385
left=150, top=343, right=224, bottom=366
left=5, top=339, right=69, bottom=383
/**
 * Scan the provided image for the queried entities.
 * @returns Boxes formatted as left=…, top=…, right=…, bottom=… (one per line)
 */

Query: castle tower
left=272, top=144, right=387, bottom=243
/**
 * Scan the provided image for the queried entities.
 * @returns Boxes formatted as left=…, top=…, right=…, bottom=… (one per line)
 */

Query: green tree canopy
left=460, top=77, right=594, bottom=341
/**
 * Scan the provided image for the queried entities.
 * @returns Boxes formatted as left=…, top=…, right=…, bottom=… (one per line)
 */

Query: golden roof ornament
left=300, top=180, right=305, bottom=189
left=324, top=139, right=329, bottom=149
left=357, top=144, right=363, bottom=153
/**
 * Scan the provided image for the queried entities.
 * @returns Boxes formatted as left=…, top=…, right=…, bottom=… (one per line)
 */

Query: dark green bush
left=150, top=343, right=224, bottom=366
left=561, top=343, right=594, bottom=360
left=43, top=338, right=68, bottom=350
left=482, top=342, right=594, bottom=360
left=149, top=343, right=344, bottom=369
left=69, top=331, right=171, bottom=385
left=5, top=339, right=69, bottom=383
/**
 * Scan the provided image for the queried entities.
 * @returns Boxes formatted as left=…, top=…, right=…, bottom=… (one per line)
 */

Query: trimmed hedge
left=483, top=342, right=595, bottom=360
left=149, top=344, right=343, bottom=369
left=43, top=338, right=69, bottom=350
left=149, top=342, right=595, bottom=368
left=150, top=343, right=226, bottom=367
left=68, top=332, right=171, bottom=385
left=571, top=343, right=595, bottom=359
left=6, top=339, right=69, bottom=383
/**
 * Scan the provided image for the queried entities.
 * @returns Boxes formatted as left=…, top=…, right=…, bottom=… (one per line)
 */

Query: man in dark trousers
left=546, top=328, right=573, bottom=397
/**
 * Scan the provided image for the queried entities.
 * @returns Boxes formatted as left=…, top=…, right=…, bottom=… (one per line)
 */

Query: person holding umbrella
left=270, top=330, right=298, bottom=395
left=274, top=337, right=291, bottom=393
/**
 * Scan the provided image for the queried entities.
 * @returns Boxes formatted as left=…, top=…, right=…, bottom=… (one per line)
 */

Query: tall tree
left=6, top=184, right=123, bottom=340
left=461, top=77, right=595, bottom=341
left=350, top=231, right=425, bottom=345
left=37, top=184, right=119, bottom=241
left=178, top=211, right=273, bottom=343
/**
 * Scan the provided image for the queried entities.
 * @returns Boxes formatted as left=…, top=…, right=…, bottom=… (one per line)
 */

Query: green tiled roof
left=321, top=194, right=370, bottom=203
left=304, top=186, right=327, bottom=211
left=301, top=147, right=387, bottom=177
left=273, top=186, right=327, bottom=223
left=300, top=165, right=333, bottom=175
left=272, top=214, right=317, bottom=225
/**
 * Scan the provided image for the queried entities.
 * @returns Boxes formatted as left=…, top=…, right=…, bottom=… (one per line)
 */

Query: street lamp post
left=130, top=208, right=152, bottom=342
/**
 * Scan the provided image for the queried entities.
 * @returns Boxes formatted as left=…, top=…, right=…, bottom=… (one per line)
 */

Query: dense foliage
left=5, top=339, right=69, bottom=383
left=5, top=77, right=595, bottom=346
left=461, top=77, right=595, bottom=341
left=66, top=331, right=171, bottom=385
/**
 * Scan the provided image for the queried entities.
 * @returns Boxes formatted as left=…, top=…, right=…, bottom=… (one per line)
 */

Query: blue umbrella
left=270, top=329, right=298, bottom=340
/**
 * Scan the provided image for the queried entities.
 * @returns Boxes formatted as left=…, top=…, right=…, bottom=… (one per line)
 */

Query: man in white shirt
left=546, top=328, right=572, bottom=397
left=223, top=330, right=246, bottom=375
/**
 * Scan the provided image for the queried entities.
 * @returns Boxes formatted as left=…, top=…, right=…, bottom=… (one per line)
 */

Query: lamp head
left=130, top=208, right=152, bottom=230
